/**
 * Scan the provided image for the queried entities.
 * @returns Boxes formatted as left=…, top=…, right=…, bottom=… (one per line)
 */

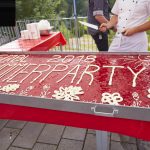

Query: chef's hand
left=122, top=28, right=136, bottom=36
left=99, top=23, right=108, bottom=32
left=100, top=23, right=117, bottom=32
left=112, top=26, right=117, bottom=32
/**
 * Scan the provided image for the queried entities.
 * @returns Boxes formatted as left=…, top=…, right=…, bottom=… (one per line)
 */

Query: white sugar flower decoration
left=101, top=92, right=123, bottom=105
left=52, top=86, right=84, bottom=101
left=132, top=92, right=141, bottom=107
left=147, top=88, right=150, bottom=98
left=0, top=84, right=20, bottom=93
left=132, top=92, right=139, bottom=101
left=40, top=84, right=51, bottom=98
left=20, top=86, right=34, bottom=96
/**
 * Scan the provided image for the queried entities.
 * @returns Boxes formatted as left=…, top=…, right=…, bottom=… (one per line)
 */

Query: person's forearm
left=95, top=15, right=108, bottom=24
left=134, top=21, right=150, bottom=33
left=107, top=15, right=118, bottom=29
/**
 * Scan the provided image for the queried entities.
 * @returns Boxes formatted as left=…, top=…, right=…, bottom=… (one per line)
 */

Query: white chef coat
left=109, top=0, right=150, bottom=52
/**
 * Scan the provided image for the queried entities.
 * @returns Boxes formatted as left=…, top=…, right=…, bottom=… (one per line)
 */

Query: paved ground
left=0, top=120, right=150, bottom=150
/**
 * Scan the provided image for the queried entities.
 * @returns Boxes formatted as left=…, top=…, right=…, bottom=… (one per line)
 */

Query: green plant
left=59, top=22, right=72, bottom=41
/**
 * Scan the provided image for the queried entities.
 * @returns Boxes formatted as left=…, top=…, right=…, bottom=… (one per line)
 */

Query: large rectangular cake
left=0, top=53, right=149, bottom=108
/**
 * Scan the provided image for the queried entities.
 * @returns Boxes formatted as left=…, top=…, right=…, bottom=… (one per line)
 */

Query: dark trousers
left=91, top=32, right=108, bottom=51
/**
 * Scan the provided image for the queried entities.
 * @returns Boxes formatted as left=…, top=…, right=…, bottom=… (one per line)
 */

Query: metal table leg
left=60, top=44, right=62, bottom=51
left=96, top=130, right=109, bottom=150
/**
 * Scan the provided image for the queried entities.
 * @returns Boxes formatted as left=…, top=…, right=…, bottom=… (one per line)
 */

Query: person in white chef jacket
left=100, top=0, right=150, bottom=149
left=100, top=0, right=150, bottom=52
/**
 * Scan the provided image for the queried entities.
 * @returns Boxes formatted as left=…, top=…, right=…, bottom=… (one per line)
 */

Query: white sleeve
left=148, top=1, right=150, bottom=16
left=111, top=0, right=119, bottom=15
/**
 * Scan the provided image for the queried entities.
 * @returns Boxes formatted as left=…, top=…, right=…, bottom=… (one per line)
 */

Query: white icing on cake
left=2, top=64, right=28, bottom=82
left=103, top=66, right=124, bottom=86
left=127, top=66, right=146, bottom=87
left=20, top=85, right=34, bottom=96
left=39, top=64, right=68, bottom=83
left=62, top=55, right=75, bottom=63
left=84, top=55, right=96, bottom=63
left=0, top=84, right=20, bottom=93
left=57, top=65, right=81, bottom=84
left=101, top=92, right=123, bottom=105
left=6, top=64, right=37, bottom=83
left=47, top=55, right=61, bottom=62
left=52, top=86, right=84, bottom=101
left=77, top=64, right=100, bottom=85
left=147, top=88, right=150, bottom=99
left=132, top=92, right=139, bottom=101
left=0, top=64, right=18, bottom=80
left=40, top=84, right=51, bottom=98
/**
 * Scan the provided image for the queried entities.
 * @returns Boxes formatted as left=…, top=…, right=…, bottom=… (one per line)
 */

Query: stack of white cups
left=20, top=23, right=40, bottom=40
left=20, top=30, right=30, bottom=40
left=26, top=23, right=40, bottom=39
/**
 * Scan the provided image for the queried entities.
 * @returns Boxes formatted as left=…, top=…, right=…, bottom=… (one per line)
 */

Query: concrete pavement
left=1, top=120, right=149, bottom=150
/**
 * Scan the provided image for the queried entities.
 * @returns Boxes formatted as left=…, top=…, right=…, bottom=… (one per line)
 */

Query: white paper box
left=26, top=23, right=40, bottom=39
left=20, top=30, right=30, bottom=40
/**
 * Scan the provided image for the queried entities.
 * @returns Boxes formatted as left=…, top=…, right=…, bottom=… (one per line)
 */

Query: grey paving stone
left=33, top=143, right=57, bottom=150
left=0, top=128, right=20, bottom=150
left=108, top=132, right=111, bottom=139
left=57, top=139, right=83, bottom=150
left=6, top=120, right=26, bottom=129
left=136, top=139, right=150, bottom=150
left=37, top=124, right=65, bottom=145
left=88, top=129, right=96, bottom=135
left=83, top=133, right=96, bottom=150
left=0, top=120, right=8, bottom=130
left=111, top=133, right=121, bottom=141
left=8, top=147, right=29, bottom=150
left=63, top=127, right=86, bottom=141
left=111, top=141, right=137, bottom=150
left=111, top=133, right=136, bottom=144
left=88, top=130, right=110, bottom=137
left=12, top=122, right=44, bottom=149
